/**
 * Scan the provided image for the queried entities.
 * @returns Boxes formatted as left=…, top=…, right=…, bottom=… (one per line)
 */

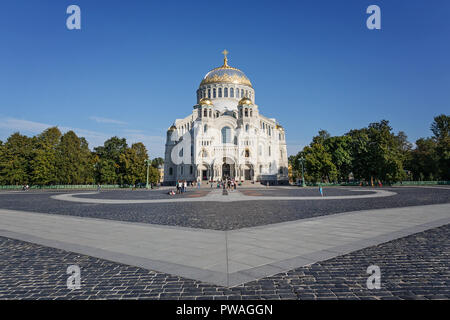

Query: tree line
left=289, top=115, right=449, bottom=183
left=0, top=127, right=163, bottom=186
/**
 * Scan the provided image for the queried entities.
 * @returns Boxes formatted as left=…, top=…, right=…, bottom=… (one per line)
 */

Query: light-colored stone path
left=0, top=203, right=449, bottom=287
left=51, top=188, right=396, bottom=204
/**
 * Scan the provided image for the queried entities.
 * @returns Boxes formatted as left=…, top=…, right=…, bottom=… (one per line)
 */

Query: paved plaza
left=0, top=186, right=449, bottom=299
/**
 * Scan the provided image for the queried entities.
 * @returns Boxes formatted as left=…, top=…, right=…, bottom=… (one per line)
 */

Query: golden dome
left=200, top=50, right=252, bottom=88
left=199, top=98, right=213, bottom=105
left=167, top=125, right=177, bottom=132
left=238, top=97, right=253, bottom=106
left=276, top=124, right=284, bottom=130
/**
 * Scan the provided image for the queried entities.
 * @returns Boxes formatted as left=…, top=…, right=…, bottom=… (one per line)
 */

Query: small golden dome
left=199, top=98, right=213, bottom=106
left=238, top=97, right=253, bottom=106
left=276, top=124, right=284, bottom=130
left=168, top=125, right=177, bottom=132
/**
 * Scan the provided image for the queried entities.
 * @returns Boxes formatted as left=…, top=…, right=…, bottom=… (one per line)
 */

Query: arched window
left=169, top=167, right=173, bottom=175
left=218, top=88, right=222, bottom=98
left=241, top=89, right=244, bottom=97
left=213, top=88, right=216, bottom=98
left=204, top=124, right=207, bottom=133
left=245, top=109, right=248, bottom=117
left=203, top=109, right=207, bottom=117
left=245, top=149, right=250, bottom=157
left=230, top=88, right=234, bottom=97
left=236, top=88, right=239, bottom=98
left=208, top=89, right=211, bottom=98
left=245, top=124, right=249, bottom=132
left=259, top=165, right=262, bottom=173
left=209, top=110, right=212, bottom=117
left=224, top=87, right=228, bottom=97
left=250, top=110, right=253, bottom=117
left=221, top=126, right=232, bottom=144
left=268, top=146, right=271, bottom=156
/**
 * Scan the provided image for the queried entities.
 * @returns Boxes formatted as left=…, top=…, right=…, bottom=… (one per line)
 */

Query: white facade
left=163, top=53, right=288, bottom=185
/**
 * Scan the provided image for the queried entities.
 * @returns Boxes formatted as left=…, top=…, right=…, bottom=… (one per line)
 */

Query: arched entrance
left=222, top=163, right=231, bottom=179
left=243, top=163, right=254, bottom=181
left=221, top=157, right=235, bottom=180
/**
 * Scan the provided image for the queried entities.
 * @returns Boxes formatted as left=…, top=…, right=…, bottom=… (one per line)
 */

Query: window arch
left=221, top=126, right=232, bottom=144
left=218, top=88, right=222, bottom=97
left=245, top=149, right=250, bottom=157
left=245, top=124, right=249, bottom=132
left=169, top=167, right=173, bottom=175
left=213, top=88, right=216, bottom=98
left=230, top=88, right=234, bottom=97
left=203, top=109, right=207, bottom=117
left=224, top=87, right=228, bottom=97
left=204, top=124, right=207, bottom=133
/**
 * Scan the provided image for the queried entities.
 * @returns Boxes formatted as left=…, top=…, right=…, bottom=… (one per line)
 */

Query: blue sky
left=1, top=0, right=449, bottom=158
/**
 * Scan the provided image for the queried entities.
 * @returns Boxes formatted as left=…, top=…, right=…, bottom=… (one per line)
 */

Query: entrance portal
left=202, top=170, right=208, bottom=181
left=222, top=163, right=230, bottom=180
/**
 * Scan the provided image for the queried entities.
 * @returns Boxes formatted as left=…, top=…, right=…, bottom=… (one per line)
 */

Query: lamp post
left=299, top=156, right=306, bottom=187
left=145, top=159, right=151, bottom=189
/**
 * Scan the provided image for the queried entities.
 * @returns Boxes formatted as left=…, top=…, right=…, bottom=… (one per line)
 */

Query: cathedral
left=163, top=51, right=288, bottom=185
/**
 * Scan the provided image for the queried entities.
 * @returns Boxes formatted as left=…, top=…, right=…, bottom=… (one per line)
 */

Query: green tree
left=30, top=127, right=62, bottom=185
left=431, top=114, right=450, bottom=179
left=324, top=135, right=353, bottom=182
left=406, top=138, right=438, bottom=180
left=347, top=121, right=405, bottom=183
left=151, top=157, right=164, bottom=168
left=94, top=137, right=128, bottom=184
left=303, top=143, right=337, bottom=183
left=0, top=133, right=34, bottom=185
left=56, top=131, right=93, bottom=184
left=97, top=158, right=119, bottom=184
left=119, top=143, right=148, bottom=185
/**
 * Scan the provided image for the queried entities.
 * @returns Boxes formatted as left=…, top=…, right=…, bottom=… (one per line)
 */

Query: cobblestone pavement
left=0, top=224, right=448, bottom=300
left=0, top=187, right=449, bottom=230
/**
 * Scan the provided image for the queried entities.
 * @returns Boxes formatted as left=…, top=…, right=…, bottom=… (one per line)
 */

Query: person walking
left=183, top=180, right=187, bottom=193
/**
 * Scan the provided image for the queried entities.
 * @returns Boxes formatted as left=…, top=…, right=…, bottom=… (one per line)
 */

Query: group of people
left=176, top=180, right=188, bottom=194
left=217, top=178, right=237, bottom=190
